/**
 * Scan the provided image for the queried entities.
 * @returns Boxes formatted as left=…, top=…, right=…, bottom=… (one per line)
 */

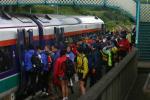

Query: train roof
left=29, top=14, right=104, bottom=26
left=47, top=14, right=104, bottom=25
left=0, top=13, right=104, bottom=28
left=0, top=13, right=37, bottom=28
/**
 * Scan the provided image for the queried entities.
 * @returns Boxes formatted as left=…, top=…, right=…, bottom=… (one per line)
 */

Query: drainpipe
left=136, top=0, right=140, bottom=46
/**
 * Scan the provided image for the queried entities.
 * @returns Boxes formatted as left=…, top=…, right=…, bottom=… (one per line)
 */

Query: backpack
left=100, top=50, right=108, bottom=62
left=31, top=53, right=42, bottom=72
left=62, top=58, right=75, bottom=79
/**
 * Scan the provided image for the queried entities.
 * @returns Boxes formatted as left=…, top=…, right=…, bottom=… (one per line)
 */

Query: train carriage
left=0, top=13, right=39, bottom=99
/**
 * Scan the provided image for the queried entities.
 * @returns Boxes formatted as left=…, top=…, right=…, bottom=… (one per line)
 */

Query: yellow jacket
left=76, top=54, right=88, bottom=79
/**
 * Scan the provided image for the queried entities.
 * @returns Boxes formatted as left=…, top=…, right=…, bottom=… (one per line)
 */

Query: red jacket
left=53, top=55, right=67, bottom=86
left=118, top=39, right=130, bottom=52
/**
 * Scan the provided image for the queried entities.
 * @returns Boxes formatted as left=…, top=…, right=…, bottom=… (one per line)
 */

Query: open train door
left=54, top=27, right=64, bottom=48
left=17, top=28, right=34, bottom=93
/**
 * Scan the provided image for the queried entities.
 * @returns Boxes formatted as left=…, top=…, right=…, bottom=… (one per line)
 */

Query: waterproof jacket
left=40, top=51, right=49, bottom=71
left=67, top=51, right=75, bottom=62
left=102, top=48, right=113, bottom=67
left=118, top=39, right=130, bottom=52
left=53, top=55, right=67, bottom=86
left=24, top=49, right=35, bottom=71
left=76, top=54, right=88, bottom=79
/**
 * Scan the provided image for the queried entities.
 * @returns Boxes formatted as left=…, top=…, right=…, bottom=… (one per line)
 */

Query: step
left=139, top=32, right=150, bottom=34
left=138, top=42, right=150, bottom=45
left=139, top=39, right=150, bottom=42
left=140, top=22, right=150, bottom=25
left=139, top=34, right=150, bottom=36
left=138, top=56, right=150, bottom=61
left=138, top=44, right=150, bottom=47
left=139, top=50, right=150, bottom=52
left=140, top=25, right=150, bottom=28
left=138, top=61, right=150, bottom=68
left=139, top=53, right=150, bottom=55
left=139, top=31, right=150, bottom=36
left=139, top=49, right=150, bottom=51
left=139, top=30, right=150, bottom=33
left=139, top=31, right=150, bottom=34
left=139, top=53, right=150, bottom=56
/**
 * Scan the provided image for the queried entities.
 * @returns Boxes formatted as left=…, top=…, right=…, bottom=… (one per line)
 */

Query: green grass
left=10, top=5, right=134, bottom=31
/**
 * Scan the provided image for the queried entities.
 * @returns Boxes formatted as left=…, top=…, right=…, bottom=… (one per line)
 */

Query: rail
left=78, top=48, right=138, bottom=100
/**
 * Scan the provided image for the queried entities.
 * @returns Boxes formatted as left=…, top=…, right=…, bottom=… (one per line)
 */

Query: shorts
left=78, top=73, right=87, bottom=81
left=119, top=51, right=127, bottom=58
left=58, top=76, right=67, bottom=81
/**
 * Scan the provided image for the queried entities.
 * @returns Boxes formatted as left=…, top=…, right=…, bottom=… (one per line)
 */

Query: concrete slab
left=127, top=73, right=150, bottom=100
left=138, top=61, right=150, bottom=68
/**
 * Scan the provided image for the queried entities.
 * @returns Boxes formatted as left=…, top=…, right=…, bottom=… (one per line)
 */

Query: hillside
left=11, top=5, right=134, bottom=31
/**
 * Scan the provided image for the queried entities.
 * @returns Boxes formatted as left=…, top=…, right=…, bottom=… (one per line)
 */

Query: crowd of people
left=23, top=30, right=135, bottom=100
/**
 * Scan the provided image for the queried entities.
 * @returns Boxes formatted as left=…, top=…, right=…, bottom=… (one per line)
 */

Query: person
left=87, top=46, right=95, bottom=87
left=24, top=45, right=36, bottom=96
left=44, top=45, right=54, bottom=97
left=66, top=45, right=76, bottom=93
left=39, top=45, right=50, bottom=96
left=31, top=45, right=43, bottom=94
left=53, top=49, right=69, bottom=100
left=51, top=45, right=61, bottom=99
left=118, top=35, right=130, bottom=60
left=75, top=47, right=88, bottom=95
left=90, top=43, right=103, bottom=86
left=51, top=45, right=60, bottom=65
left=66, top=46, right=75, bottom=62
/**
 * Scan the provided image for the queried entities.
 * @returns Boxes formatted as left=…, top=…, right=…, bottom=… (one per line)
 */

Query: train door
left=54, top=27, right=64, bottom=48
left=17, top=28, right=34, bottom=91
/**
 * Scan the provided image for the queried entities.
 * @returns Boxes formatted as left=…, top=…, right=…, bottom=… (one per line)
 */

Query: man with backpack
left=66, top=46, right=76, bottom=93
left=24, top=45, right=36, bottom=97
left=75, top=47, right=89, bottom=95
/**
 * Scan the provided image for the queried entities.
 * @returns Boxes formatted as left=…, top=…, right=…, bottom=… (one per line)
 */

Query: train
left=0, top=12, right=104, bottom=99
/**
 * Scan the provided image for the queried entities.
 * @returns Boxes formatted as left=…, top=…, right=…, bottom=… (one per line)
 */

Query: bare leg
left=65, top=80, right=69, bottom=98
left=79, top=80, right=86, bottom=95
left=61, top=80, right=65, bottom=99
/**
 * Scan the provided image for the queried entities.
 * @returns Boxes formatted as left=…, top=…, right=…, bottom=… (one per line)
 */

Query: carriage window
left=0, top=47, right=14, bottom=73
left=16, top=17, right=32, bottom=23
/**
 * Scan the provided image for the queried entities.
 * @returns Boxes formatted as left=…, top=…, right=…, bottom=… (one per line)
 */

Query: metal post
left=135, top=0, right=140, bottom=46
left=56, top=0, right=58, bottom=14
left=29, top=7, right=32, bottom=14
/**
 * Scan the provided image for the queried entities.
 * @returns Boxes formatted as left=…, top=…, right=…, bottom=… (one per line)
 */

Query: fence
left=0, top=0, right=136, bottom=18
left=140, top=4, right=150, bottom=22
left=78, top=48, right=138, bottom=100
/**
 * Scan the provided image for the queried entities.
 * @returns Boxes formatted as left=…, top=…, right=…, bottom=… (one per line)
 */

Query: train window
left=59, top=18, right=80, bottom=25
left=38, top=17, right=50, bottom=23
left=0, top=46, right=14, bottom=73
left=16, top=17, right=32, bottom=23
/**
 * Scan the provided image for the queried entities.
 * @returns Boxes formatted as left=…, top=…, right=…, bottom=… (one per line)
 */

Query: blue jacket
left=40, top=51, right=48, bottom=71
left=67, top=51, right=75, bottom=62
left=24, top=50, right=35, bottom=71
left=52, top=50, right=60, bottom=63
